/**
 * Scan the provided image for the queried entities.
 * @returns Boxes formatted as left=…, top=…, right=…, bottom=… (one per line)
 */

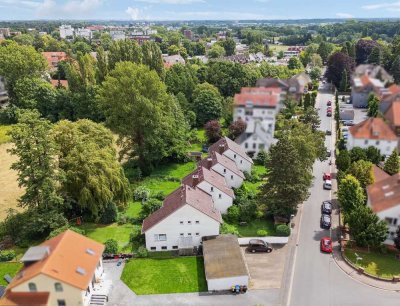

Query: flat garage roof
left=203, top=235, right=248, bottom=280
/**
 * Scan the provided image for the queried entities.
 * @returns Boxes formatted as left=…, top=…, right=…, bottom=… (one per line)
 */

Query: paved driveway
left=243, top=244, right=288, bottom=290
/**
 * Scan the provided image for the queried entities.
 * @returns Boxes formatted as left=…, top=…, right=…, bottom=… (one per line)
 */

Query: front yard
left=121, top=256, right=207, bottom=295
left=0, top=262, right=23, bottom=286
left=344, top=248, right=400, bottom=279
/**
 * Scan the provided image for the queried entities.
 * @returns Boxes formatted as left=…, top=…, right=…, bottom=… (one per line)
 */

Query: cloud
left=134, top=0, right=204, bottom=3
left=336, top=12, right=354, bottom=18
left=362, top=1, right=400, bottom=11
left=0, top=0, right=42, bottom=8
left=126, top=6, right=141, bottom=20
left=159, top=10, right=279, bottom=20
left=36, top=0, right=104, bottom=17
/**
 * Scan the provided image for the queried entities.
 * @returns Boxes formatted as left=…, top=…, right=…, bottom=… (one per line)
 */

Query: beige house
left=0, top=230, right=108, bottom=306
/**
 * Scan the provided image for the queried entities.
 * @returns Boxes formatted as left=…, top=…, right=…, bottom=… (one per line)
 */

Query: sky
left=0, top=0, right=400, bottom=21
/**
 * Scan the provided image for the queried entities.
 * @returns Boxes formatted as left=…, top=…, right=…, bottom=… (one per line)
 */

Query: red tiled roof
left=142, top=185, right=222, bottom=233
left=198, top=151, right=245, bottom=179
left=7, top=230, right=104, bottom=291
left=182, top=166, right=234, bottom=198
left=208, top=137, right=253, bottom=164
left=234, top=88, right=279, bottom=107
left=41, top=52, right=67, bottom=69
left=0, top=292, right=49, bottom=306
left=50, top=80, right=68, bottom=88
left=384, top=100, right=400, bottom=127
left=360, top=74, right=371, bottom=86
left=388, top=84, right=400, bottom=95
left=367, top=173, right=400, bottom=213
left=349, top=118, right=397, bottom=140
left=372, top=165, right=391, bottom=183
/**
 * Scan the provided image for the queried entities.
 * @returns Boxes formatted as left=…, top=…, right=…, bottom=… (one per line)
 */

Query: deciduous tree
left=348, top=160, right=374, bottom=189
left=337, top=174, right=365, bottom=217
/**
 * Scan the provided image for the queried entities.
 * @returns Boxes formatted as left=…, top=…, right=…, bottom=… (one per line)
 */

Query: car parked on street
left=321, top=201, right=332, bottom=214
left=323, top=180, right=332, bottom=190
left=327, top=101, right=332, bottom=106
left=323, top=173, right=331, bottom=181
left=247, top=239, right=273, bottom=253
left=320, top=214, right=331, bottom=229
left=326, top=130, right=332, bottom=135
left=327, top=111, right=332, bottom=117
left=320, top=237, right=333, bottom=253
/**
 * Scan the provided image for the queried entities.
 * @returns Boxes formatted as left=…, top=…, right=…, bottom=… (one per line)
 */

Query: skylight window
left=86, top=248, right=95, bottom=256
left=384, top=191, right=394, bottom=197
left=76, top=267, right=86, bottom=275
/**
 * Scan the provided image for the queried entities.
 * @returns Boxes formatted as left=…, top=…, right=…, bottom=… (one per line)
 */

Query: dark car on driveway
left=321, top=201, right=332, bottom=215
left=320, top=214, right=331, bottom=229
left=247, top=239, right=273, bottom=253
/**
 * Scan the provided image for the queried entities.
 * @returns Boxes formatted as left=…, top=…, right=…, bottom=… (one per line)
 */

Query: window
left=154, top=234, right=167, bottom=241
left=376, top=140, right=380, bottom=145
left=253, top=143, right=256, bottom=149
left=55, top=282, right=63, bottom=292
left=245, top=143, right=248, bottom=149
left=234, top=154, right=236, bottom=159
left=364, top=140, right=368, bottom=145
left=188, top=221, right=192, bottom=224
left=211, top=186, right=214, bottom=192
left=223, top=169, right=226, bottom=174
left=172, top=246, right=178, bottom=250
left=180, top=221, right=183, bottom=224
left=231, top=175, right=233, bottom=180
left=219, top=194, right=222, bottom=199
left=196, top=233, right=200, bottom=236
left=394, top=219, right=398, bottom=226
left=57, top=300, right=66, bottom=306
left=161, top=246, right=167, bottom=250
left=150, top=247, right=156, bottom=251
left=240, top=160, right=243, bottom=164
left=180, top=233, right=184, bottom=236
left=28, top=283, right=37, bottom=292
left=195, top=221, right=199, bottom=224
left=385, top=217, right=394, bottom=225
left=188, top=233, right=192, bottom=236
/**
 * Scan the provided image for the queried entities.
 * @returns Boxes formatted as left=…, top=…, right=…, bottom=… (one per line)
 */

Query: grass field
left=344, top=248, right=400, bottom=279
left=226, top=219, right=276, bottom=237
left=0, top=262, right=23, bottom=286
left=125, top=201, right=142, bottom=218
left=121, top=256, right=207, bottom=295
left=270, top=45, right=291, bottom=53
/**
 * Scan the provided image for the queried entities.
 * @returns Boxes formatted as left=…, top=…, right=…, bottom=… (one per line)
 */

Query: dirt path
left=0, top=143, right=24, bottom=221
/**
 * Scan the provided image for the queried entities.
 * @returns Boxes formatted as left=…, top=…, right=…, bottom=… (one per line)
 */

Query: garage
left=202, top=235, right=249, bottom=291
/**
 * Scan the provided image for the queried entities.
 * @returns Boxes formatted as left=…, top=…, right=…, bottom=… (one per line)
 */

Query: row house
left=351, top=75, right=386, bottom=108
left=42, top=52, right=68, bottom=70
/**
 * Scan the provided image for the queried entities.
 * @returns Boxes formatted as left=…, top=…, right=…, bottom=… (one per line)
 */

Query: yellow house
left=0, top=230, right=107, bottom=306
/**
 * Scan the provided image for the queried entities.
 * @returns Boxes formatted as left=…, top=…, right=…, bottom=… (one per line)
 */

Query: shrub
left=47, top=225, right=85, bottom=239
left=204, top=120, right=223, bottom=144
left=152, top=191, right=165, bottom=201
left=0, top=250, right=16, bottom=262
left=130, top=225, right=144, bottom=244
left=220, top=223, right=239, bottom=236
left=257, top=230, right=268, bottom=237
left=123, top=160, right=142, bottom=182
left=99, top=202, right=118, bottom=224
left=104, top=239, right=118, bottom=254
left=139, top=198, right=162, bottom=220
left=136, top=246, right=148, bottom=258
left=134, top=186, right=150, bottom=201
left=225, top=205, right=240, bottom=223
left=255, top=150, right=268, bottom=166
left=276, top=224, right=290, bottom=237
left=238, top=199, right=258, bottom=223
left=117, top=214, right=128, bottom=225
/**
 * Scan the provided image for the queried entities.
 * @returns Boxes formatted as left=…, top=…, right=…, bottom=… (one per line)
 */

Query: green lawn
left=243, top=165, right=267, bottom=194
left=150, top=161, right=196, bottom=179
left=80, top=223, right=133, bottom=251
left=121, top=256, right=207, bottom=295
left=0, top=125, right=12, bottom=144
left=226, top=219, right=276, bottom=237
left=270, top=45, right=290, bottom=52
left=196, top=129, right=206, bottom=142
left=0, top=263, right=23, bottom=286
left=344, top=248, right=400, bottom=279
left=125, top=201, right=142, bottom=218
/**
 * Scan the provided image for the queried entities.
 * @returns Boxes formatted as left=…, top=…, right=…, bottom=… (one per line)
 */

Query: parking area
left=338, top=94, right=368, bottom=125
left=242, top=244, right=288, bottom=290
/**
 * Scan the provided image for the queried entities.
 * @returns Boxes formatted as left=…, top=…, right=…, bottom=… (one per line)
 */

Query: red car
left=321, top=237, right=333, bottom=253
left=323, top=173, right=331, bottom=181
left=327, top=101, right=332, bottom=106
left=327, top=106, right=332, bottom=111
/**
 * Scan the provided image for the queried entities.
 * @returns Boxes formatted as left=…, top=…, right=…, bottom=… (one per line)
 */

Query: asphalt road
left=286, top=84, right=400, bottom=306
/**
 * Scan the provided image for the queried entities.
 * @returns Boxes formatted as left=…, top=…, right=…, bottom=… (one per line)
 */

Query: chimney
left=207, top=158, right=213, bottom=169
left=192, top=174, right=199, bottom=186
left=218, top=144, right=225, bottom=154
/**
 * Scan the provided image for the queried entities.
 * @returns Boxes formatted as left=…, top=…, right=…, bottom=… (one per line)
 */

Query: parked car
left=320, top=214, right=331, bottom=229
left=247, top=239, right=273, bottom=253
left=327, top=101, right=332, bottom=106
left=320, top=237, right=333, bottom=253
left=327, top=111, right=332, bottom=117
left=326, top=150, right=331, bottom=157
left=321, top=201, right=332, bottom=214
left=323, top=173, right=331, bottom=181
left=323, top=180, right=332, bottom=190
left=326, top=130, right=332, bottom=135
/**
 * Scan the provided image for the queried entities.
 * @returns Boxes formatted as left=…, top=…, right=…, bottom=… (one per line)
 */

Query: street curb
left=331, top=247, right=400, bottom=292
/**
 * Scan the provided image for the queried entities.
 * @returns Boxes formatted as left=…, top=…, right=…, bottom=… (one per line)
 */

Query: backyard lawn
left=121, top=256, right=207, bottom=295
left=344, top=248, right=400, bottom=279
left=236, top=219, right=276, bottom=237
left=0, top=125, right=12, bottom=145
left=0, top=263, right=23, bottom=286
left=244, top=165, right=267, bottom=194
left=125, top=201, right=142, bottom=218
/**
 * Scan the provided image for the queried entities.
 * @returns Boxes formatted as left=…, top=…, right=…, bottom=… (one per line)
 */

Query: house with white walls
left=142, top=185, right=222, bottom=251
left=351, top=75, right=387, bottom=108
left=182, top=166, right=234, bottom=214
left=347, top=118, right=398, bottom=157
left=208, top=137, right=253, bottom=173
left=198, top=151, right=245, bottom=189
left=0, top=230, right=108, bottom=306
left=367, top=173, right=400, bottom=245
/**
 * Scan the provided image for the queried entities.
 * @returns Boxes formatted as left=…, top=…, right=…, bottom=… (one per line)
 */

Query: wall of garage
left=207, top=275, right=249, bottom=291
left=237, top=236, right=289, bottom=245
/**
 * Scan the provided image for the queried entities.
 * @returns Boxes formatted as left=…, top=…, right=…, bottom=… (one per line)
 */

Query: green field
left=270, top=45, right=291, bottom=52
left=0, top=262, right=23, bottom=286
left=344, top=248, right=400, bottom=279
left=0, top=125, right=12, bottom=144
left=121, top=256, right=207, bottom=294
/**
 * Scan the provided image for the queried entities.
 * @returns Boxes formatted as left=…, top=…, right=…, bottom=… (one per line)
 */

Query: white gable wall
left=347, top=133, right=398, bottom=156
left=234, top=106, right=277, bottom=135
left=223, top=149, right=252, bottom=173
left=144, top=205, right=220, bottom=251
left=211, top=164, right=243, bottom=188
left=197, top=181, right=233, bottom=214
left=371, top=203, right=400, bottom=245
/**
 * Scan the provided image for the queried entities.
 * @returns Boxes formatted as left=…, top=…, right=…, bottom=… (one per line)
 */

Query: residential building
left=284, top=46, right=305, bottom=57
left=216, top=31, right=227, bottom=41
left=142, top=185, right=222, bottom=251
left=384, top=100, right=400, bottom=138
left=0, top=33, right=4, bottom=42
left=42, top=52, right=68, bottom=70
left=163, top=54, right=185, bottom=68
left=202, top=235, right=249, bottom=291
left=380, top=84, right=400, bottom=114
left=130, top=35, right=150, bottom=45
left=351, top=75, right=386, bottom=108
left=208, top=136, right=253, bottom=173
left=354, top=64, right=394, bottom=85
left=339, top=109, right=355, bottom=121
left=347, top=118, right=398, bottom=156
left=183, top=29, right=193, bottom=40
left=75, top=28, right=92, bottom=40
left=182, top=166, right=234, bottom=214
left=110, top=30, right=126, bottom=41
left=367, top=173, right=400, bottom=245
left=59, top=25, right=74, bottom=39
left=0, top=230, right=108, bottom=306
left=0, top=28, right=11, bottom=37
left=198, top=151, right=244, bottom=188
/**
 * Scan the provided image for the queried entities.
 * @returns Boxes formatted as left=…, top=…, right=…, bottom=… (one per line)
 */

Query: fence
left=238, top=236, right=289, bottom=245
